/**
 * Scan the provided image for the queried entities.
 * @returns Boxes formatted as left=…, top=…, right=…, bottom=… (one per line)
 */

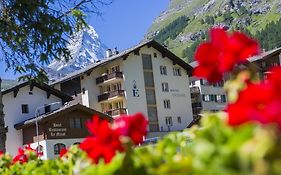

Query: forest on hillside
left=154, top=16, right=281, bottom=62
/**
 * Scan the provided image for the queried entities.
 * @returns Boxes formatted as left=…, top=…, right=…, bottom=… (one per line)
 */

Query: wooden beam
left=29, top=84, right=34, bottom=92
left=134, top=49, right=140, bottom=56
left=13, top=89, right=19, bottom=98
left=86, top=71, right=92, bottom=76
left=122, top=54, right=129, bottom=60
left=47, top=91, right=51, bottom=99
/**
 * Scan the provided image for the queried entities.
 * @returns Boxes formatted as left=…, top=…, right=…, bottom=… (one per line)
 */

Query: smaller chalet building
left=2, top=81, right=72, bottom=156
left=15, top=103, right=111, bottom=159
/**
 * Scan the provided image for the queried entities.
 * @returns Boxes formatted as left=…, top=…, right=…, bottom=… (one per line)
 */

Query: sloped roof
left=14, top=103, right=112, bottom=129
left=247, top=47, right=281, bottom=62
left=50, top=39, right=193, bottom=85
left=2, top=81, right=72, bottom=101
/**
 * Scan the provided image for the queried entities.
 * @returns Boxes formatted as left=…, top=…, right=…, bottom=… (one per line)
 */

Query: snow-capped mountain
left=47, top=25, right=107, bottom=80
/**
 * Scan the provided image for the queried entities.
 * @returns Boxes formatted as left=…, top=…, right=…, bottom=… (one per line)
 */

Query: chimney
left=0, top=78, right=7, bottom=152
left=114, top=47, right=119, bottom=55
left=105, top=49, right=112, bottom=58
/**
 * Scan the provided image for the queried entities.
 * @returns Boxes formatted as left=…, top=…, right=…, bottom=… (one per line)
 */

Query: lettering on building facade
left=48, top=123, right=67, bottom=137
left=170, top=89, right=186, bottom=97
left=132, top=80, right=140, bottom=97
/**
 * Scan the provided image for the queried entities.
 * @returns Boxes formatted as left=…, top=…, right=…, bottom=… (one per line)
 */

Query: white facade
left=189, top=77, right=227, bottom=117
left=29, top=138, right=83, bottom=159
left=53, top=43, right=194, bottom=137
left=2, top=85, right=64, bottom=156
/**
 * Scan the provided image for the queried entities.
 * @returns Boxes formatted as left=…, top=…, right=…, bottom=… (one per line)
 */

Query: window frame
left=165, top=116, right=173, bottom=126
left=161, top=82, right=169, bottom=92
left=54, top=143, right=66, bottom=155
left=160, top=66, right=167, bottom=75
left=163, top=99, right=171, bottom=109
left=173, top=67, right=182, bottom=76
left=21, top=104, right=29, bottom=114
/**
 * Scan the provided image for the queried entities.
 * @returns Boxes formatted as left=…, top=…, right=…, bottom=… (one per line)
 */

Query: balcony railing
left=105, top=108, right=127, bottom=116
left=98, top=90, right=125, bottom=102
left=96, top=71, right=123, bottom=85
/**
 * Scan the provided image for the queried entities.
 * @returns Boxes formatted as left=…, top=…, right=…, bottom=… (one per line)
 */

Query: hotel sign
left=170, top=89, right=186, bottom=97
left=132, top=80, right=140, bottom=97
left=48, top=123, right=67, bottom=137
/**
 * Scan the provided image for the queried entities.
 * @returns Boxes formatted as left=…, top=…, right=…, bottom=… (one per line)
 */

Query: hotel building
left=50, top=40, right=194, bottom=138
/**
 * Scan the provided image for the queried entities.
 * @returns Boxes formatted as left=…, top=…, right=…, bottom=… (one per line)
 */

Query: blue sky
left=0, top=0, right=169, bottom=80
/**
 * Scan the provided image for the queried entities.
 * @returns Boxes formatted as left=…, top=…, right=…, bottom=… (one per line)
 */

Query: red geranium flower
left=194, top=28, right=260, bottom=83
left=13, top=148, right=29, bottom=164
left=80, top=116, right=124, bottom=164
left=226, top=67, right=281, bottom=127
left=114, top=113, right=148, bottom=145
left=59, top=148, right=68, bottom=158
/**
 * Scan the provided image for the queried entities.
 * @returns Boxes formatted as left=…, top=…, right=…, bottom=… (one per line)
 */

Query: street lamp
left=34, top=101, right=62, bottom=154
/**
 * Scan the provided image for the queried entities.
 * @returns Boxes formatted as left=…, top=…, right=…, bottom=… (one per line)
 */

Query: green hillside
left=146, top=0, right=281, bottom=62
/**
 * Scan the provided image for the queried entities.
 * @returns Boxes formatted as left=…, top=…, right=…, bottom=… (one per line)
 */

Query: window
left=146, top=89, right=156, bottom=104
left=106, top=85, right=111, bottom=92
left=36, top=145, right=44, bottom=155
left=113, top=83, right=122, bottom=91
left=111, top=65, right=120, bottom=73
left=149, top=124, right=159, bottom=132
left=202, top=95, right=210, bottom=102
left=162, top=82, right=169, bottom=92
left=165, top=116, right=173, bottom=126
left=70, top=117, right=82, bottom=129
left=147, top=107, right=158, bottom=122
left=221, top=95, right=227, bottom=103
left=210, top=95, right=215, bottom=101
left=160, top=66, right=167, bottom=75
left=177, top=116, right=182, bottom=123
left=216, top=95, right=222, bottom=102
left=154, top=53, right=157, bottom=58
left=115, top=101, right=123, bottom=109
left=164, top=100, right=171, bottom=109
left=191, top=81, right=196, bottom=86
left=45, top=105, right=51, bottom=114
left=173, top=67, right=181, bottom=76
left=142, top=54, right=153, bottom=70
left=21, top=104, right=29, bottom=114
left=144, top=72, right=154, bottom=87
left=54, top=143, right=66, bottom=155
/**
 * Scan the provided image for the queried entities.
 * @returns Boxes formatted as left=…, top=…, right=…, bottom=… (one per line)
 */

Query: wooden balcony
left=96, top=71, right=123, bottom=85
left=98, top=90, right=125, bottom=102
left=105, top=108, right=127, bottom=117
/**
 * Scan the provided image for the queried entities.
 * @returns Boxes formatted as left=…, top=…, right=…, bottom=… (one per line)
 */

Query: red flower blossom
left=13, top=148, right=29, bottom=164
left=226, top=67, right=281, bottom=127
left=0, top=151, right=3, bottom=156
left=194, top=28, right=260, bottom=83
left=80, top=116, right=124, bottom=164
left=114, top=113, right=148, bottom=145
left=59, top=148, right=68, bottom=158
left=12, top=145, right=40, bottom=164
